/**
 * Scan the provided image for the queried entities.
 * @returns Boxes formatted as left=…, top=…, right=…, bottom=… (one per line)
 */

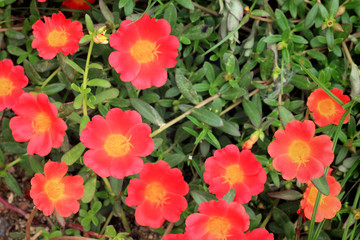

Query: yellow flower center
left=317, top=99, right=336, bottom=117
left=0, top=78, right=14, bottom=96
left=288, top=140, right=311, bottom=164
left=47, top=29, right=68, bottom=47
left=32, top=112, right=52, bottom=134
left=222, top=164, right=244, bottom=187
left=130, top=40, right=160, bottom=64
left=103, top=134, right=132, bottom=157
left=307, top=185, right=325, bottom=206
left=44, top=179, right=65, bottom=201
left=206, top=216, right=232, bottom=239
left=144, top=182, right=168, bottom=207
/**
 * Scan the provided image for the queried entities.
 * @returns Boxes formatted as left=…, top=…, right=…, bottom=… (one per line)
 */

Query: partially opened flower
left=268, top=120, right=334, bottom=183
left=126, top=160, right=188, bottom=228
left=9, top=93, right=67, bottom=156
left=245, top=228, right=274, bottom=240
left=62, top=0, right=95, bottom=10
left=0, top=59, right=28, bottom=111
left=204, top=144, right=267, bottom=204
left=30, top=161, right=84, bottom=217
left=185, top=199, right=250, bottom=240
left=32, top=11, right=83, bottom=59
left=300, top=174, right=341, bottom=222
left=109, top=14, right=179, bottom=89
left=80, top=108, right=154, bottom=179
left=307, top=88, right=350, bottom=127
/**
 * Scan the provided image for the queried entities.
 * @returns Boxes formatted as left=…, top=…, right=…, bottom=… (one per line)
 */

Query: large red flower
left=0, top=59, right=28, bottom=111
left=267, top=120, right=334, bottom=183
left=300, top=174, right=341, bottom=222
left=185, top=199, right=250, bottom=240
left=125, top=160, right=189, bottom=228
left=245, top=229, right=274, bottom=240
left=204, top=144, right=267, bottom=204
left=30, top=161, right=84, bottom=217
left=62, top=0, right=95, bottom=10
left=163, top=233, right=190, bottom=240
left=32, top=11, right=83, bottom=59
left=80, top=108, right=154, bottom=179
left=307, top=88, right=350, bottom=127
left=109, top=14, right=179, bottom=89
left=9, top=93, right=67, bottom=156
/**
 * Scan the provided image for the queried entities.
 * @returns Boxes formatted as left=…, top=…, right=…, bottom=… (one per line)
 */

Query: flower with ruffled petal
left=185, top=199, right=250, bottom=240
left=245, top=228, right=274, bottom=240
left=80, top=108, right=154, bottom=179
left=32, top=11, right=83, bottom=59
left=300, top=174, right=341, bottom=222
left=62, top=0, right=95, bottom=10
left=204, top=144, right=266, bottom=204
left=0, top=59, right=28, bottom=111
left=267, top=120, right=334, bottom=183
left=109, top=14, right=179, bottom=89
left=307, top=88, right=350, bottom=127
left=126, top=160, right=188, bottom=228
left=30, top=161, right=84, bottom=217
left=9, top=93, right=67, bottom=156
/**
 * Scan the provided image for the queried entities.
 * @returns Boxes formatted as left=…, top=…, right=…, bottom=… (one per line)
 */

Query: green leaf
left=272, top=208, right=295, bottom=239
left=325, top=28, right=334, bottom=50
left=99, top=0, right=114, bottom=23
left=216, top=120, right=241, bottom=137
left=191, top=108, right=223, bottom=127
left=268, top=190, right=303, bottom=200
left=130, top=98, right=164, bottom=126
left=5, top=172, right=22, bottom=196
left=223, top=189, right=236, bottom=203
left=164, top=3, right=177, bottom=28
left=290, top=74, right=316, bottom=90
left=242, top=100, right=262, bottom=128
left=290, top=35, right=308, bottom=44
left=23, top=59, right=42, bottom=85
left=278, top=106, right=295, bottom=128
left=251, top=9, right=270, bottom=17
left=93, top=88, right=119, bottom=105
left=260, top=50, right=275, bottom=80
left=329, top=0, right=339, bottom=17
left=311, top=175, right=330, bottom=196
left=221, top=87, right=247, bottom=100
left=190, top=190, right=217, bottom=205
left=183, top=24, right=213, bottom=40
left=319, top=4, right=329, bottom=18
left=350, top=63, right=360, bottom=96
left=263, top=35, right=282, bottom=43
left=5, top=29, right=25, bottom=40
left=85, top=14, right=94, bottom=33
left=175, top=72, right=200, bottom=104
left=61, top=142, right=86, bottom=166
left=88, top=79, right=111, bottom=88
left=164, top=153, right=185, bottom=167
left=42, top=83, right=66, bottom=95
left=275, top=9, right=289, bottom=31
left=305, top=3, right=319, bottom=28
left=65, top=59, right=84, bottom=74
left=81, top=176, right=97, bottom=203
left=7, top=45, right=27, bottom=56
left=175, top=0, right=194, bottom=10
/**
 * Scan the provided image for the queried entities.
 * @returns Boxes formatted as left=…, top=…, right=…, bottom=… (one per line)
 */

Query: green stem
left=120, top=204, right=131, bottom=233
left=342, top=182, right=360, bottom=240
left=102, top=177, right=115, bottom=197
left=82, top=40, right=95, bottom=118
left=260, top=199, right=280, bottom=228
left=40, top=66, right=61, bottom=90
left=308, top=191, right=322, bottom=240
left=100, top=211, right=114, bottom=235
left=5, top=153, right=27, bottom=170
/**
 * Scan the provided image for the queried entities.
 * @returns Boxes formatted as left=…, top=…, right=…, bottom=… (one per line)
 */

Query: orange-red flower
left=30, top=161, right=84, bottom=217
left=300, top=174, right=341, bottom=222
left=0, top=59, right=28, bottom=111
left=185, top=199, right=250, bottom=240
left=204, top=145, right=267, bottom=204
left=307, top=88, right=350, bottom=127
left=9, top=93, right=67, bottom=156
left=109, top=14, right=179, bottom=89
left=62, top=0, right=95, bottom=10
left=32, top=12, right=83, bottom=59
left=245, top=229, right=274, bottom=240
left=125, top=160, right=189, bottom=228
left=267, top=120, right=334, bottom=183
left=80, top=108, right=154, bottom=179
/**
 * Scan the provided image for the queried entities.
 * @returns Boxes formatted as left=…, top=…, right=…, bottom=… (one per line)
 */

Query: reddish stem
left=67, top=223, right=103, bottom=238
left=0, top=196, right=28, bottom=217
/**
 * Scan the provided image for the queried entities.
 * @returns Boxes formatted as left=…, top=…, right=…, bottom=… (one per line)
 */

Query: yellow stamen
left=206, top=216, right=232, bottom=239
left=317, top=99, right=336, bottom=117
left=288, top=140, right=311, bottom=164
left=130, top=40, right=160, bottom=64
left=144, top=182, right=169, bottom=208
left=47, top=29, right=68, bottom=47
left=104, top=134, right=132, bottom=157
left=44, top=179, right=65, bottom=201
left=0, top=78, right=14, bottom=96
left=32, top=112, right=52, bottom=134
left=222, top=164, right=244, bottom=187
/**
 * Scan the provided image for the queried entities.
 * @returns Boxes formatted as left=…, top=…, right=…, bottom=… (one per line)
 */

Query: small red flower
left=9, top=93, right=67, bottom=156
left=307, top=88, right=350, bottom=127
left=62, top=0, right=95, bottom=10
left=267, top=120, right=334, bottom=183
left=185, top=199, right=250, bottom=240
left=163, top=233, right=190, bottom=240
left=245, top=228, right=274, bottom=240
left=32, top=12, right=83, bottom=59
left=125, top=160, right=189, bottom=228
left=30, top=161, right=84, bottom=217
left=300, top=174, right=341, bottom=222
left=109, top=14, right=179, bottom=89
left=0, top=59, right=28, bottom=111
left=204, top=144, right=267, bottom=204
left=80, top=108, right=154, bottom=179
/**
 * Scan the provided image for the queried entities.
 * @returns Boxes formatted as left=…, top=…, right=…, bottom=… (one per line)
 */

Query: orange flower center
left=144, top=182, right=168, bottom=207
left=47, top=29, right=68, bottom=47
left=32, top=112, right=52, bottom=134
left=206, top=216, right=232, bottom=239
left=222, top=164, right=244, bottom=187
left=307, top=185, right=325, bottom=206
left=317, top=99, right=336, bottom=117
left=44, top=179, right=65, bottom=201
left=288, top=140, right=311, bottom=164
left=130, top=40, right=160, bottom=64
left=0, top=78, right=14, bottom=96
left=104, top=134, right=132, bottom=157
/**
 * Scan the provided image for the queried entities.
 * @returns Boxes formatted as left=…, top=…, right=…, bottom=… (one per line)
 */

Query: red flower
left=307, top=88, right=350, bottom=127
left=185, top=199, right=250, bottom=240
left=109, top=14, right=179, bottom=89
left=32, top=12, right=83, bottom=59
left=163, top=233, right=190, bottom=240
left=267, top=120, right=334, bottom=183
left=300, top=174, right=341, bottom=222
left=204, top=145, right=267, bottom=204
left=125, top=160, right=189, bottom=228
left=245, top=229, right=274, bottom=240
left=30, top=161, right=84, bottom=217
left=62, top=0, right=95, bottom=10
left=80, top=108, right=154, bottom=179
left=9, top=93, right=67, bottom=156
left=0, top=59, right=28, bottom=111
